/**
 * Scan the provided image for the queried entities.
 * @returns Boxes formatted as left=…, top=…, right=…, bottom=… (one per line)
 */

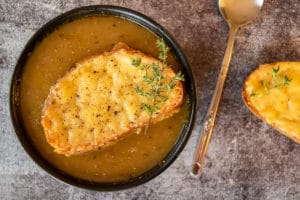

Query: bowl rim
left=9, top=5, right=197, bottom=191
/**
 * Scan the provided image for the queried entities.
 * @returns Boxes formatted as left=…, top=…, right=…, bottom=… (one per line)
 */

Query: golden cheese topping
left=243, top=62, right=300, bottom=143
left=41, top=43, right=183, bottom=156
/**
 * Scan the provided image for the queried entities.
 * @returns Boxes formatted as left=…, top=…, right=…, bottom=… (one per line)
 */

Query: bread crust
left=242, top=61, right=300, bottom=144
left=41, top=43, right=184, bottom=156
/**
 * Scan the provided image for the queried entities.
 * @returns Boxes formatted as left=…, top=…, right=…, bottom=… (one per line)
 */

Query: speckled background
left=0, top=0, right=299, bottom=199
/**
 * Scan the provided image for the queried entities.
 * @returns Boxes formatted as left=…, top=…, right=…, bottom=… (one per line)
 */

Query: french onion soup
left=20, top=15, right=189, bottom=182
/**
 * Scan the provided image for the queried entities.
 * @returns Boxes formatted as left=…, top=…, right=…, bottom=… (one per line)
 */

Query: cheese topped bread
left=41, top=43, right=184, bottom=156
left=242, top=62, right=300, bottom=143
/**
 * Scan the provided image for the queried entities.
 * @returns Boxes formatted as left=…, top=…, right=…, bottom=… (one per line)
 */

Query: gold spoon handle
left=191, top=25, right=238, bottom=177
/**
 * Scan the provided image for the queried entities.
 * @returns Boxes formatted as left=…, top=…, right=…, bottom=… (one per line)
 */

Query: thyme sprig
left=131, top=39, right=185, bottom=133
left=131, top=57, right=141, bottom=67
left=251, top=66, right=292, bottom=97
left=272, top=66, right=280, bottom=88
left=271, top=66, right=292, bottom=88
left=272, top=66, right=292, bottom=89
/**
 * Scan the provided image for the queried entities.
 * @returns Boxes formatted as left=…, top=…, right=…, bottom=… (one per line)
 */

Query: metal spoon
left=191, top=0, right=264, bottom=177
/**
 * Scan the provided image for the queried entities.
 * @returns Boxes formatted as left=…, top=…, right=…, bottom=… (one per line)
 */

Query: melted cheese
left=41, top=44, right=183, bottom=155
left=243, top=62, right=300, bottom=143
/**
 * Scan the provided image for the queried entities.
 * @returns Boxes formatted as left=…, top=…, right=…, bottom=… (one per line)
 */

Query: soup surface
left=20, top=15, right=188, bottom=182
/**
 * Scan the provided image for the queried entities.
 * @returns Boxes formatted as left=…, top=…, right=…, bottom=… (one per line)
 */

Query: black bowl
left=10, top=5, right=196, bottom=191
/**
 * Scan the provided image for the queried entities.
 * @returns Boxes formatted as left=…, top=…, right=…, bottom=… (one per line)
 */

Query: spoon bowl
left=219, top=0, right=264, bottom=27
left=191, top=0, right=264, bottom=177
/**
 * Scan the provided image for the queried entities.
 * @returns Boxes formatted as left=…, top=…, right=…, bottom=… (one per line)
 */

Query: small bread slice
left=41, top=43, right=183, bottom=156
left=242, top=61, right=300, bottom=143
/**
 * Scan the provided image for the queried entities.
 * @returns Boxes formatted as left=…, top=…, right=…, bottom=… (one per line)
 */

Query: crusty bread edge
left=242, top=61, right=300, bottom=144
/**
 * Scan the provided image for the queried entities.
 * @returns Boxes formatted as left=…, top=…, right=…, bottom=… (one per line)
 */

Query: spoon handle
left=191, top=26, right=238, bottom=177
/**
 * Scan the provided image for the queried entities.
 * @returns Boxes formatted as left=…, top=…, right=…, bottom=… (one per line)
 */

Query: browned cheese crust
left=41, top=43, right=184, bottom=156
left=242, top=61, right=300, bottom=143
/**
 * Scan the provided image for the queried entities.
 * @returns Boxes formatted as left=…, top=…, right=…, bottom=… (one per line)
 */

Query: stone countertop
left=0, top=0, right=299, bottom=199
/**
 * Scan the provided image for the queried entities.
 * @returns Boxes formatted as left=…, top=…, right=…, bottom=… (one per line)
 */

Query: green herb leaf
left=151, top=63, right=161, bottom=80
left=260, top=66, right=292, bottom=96
left=250, top=92, right=257, bottom=97
left=141, top=64, right=150, bottom=70
left=158, top=52, right=165, bottom=61
left=159, top=95, right=168, bottom=102
left=144, top=92, right=152, bottom=97
left=156, top=39, right=169, bottom=61
left=272, top=66, right=280, bottom=87
left=131, top=57, right=141, bottom=67
left=141, top=103, right=157, bottom=114
left=151, top=87, right=160, bottom=96
left=166, top=83, right=174, bottom=91
left=143, top=75, right=154, bottom=84
left=283, top=75, right=292, bottom=86
left=133, top=39, right=185, bottom=134
left=272, top=66, right=280, bottom=78
left=174, top=72, right=185, bottom=81
left=135, top=86, right=144, bottom=96
left=166, top=72, right=184, bottom=91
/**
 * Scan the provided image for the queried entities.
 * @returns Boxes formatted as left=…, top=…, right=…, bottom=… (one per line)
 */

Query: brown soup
left=20, top=15, right=189, bottom=182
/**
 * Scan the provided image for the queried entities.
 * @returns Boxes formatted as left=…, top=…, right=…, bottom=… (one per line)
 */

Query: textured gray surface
left=0, top=0, right=300, bottom=199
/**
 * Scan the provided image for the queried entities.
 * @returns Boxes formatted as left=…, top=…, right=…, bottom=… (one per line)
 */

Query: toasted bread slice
left=242, top=61, right=300, bottom=143
left=41, top=43, right=184, bottom=156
